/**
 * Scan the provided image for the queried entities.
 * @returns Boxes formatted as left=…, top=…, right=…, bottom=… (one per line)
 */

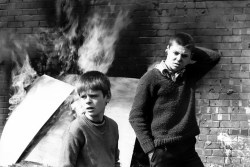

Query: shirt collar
left=155, top=60, right=185, bottom=82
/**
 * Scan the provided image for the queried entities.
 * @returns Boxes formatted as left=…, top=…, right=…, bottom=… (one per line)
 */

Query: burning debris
left=1, top=1, right=130, bottom=113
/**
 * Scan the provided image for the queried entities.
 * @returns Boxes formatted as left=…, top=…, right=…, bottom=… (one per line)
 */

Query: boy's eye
left=89, top=94, right=98, bottom=98
left=174, top=51, right=179, bottom=56
left=181, top=54, right=188, bottom=58
left=81, top=95, right=87, bottom=99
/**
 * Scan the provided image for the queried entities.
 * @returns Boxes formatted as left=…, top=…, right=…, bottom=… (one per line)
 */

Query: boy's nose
left=176, top=54, right=182, bottom=61
left=85, top=96, right=92, bottom=103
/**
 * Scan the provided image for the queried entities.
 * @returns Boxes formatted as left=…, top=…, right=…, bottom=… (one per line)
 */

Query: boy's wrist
left=148, top=149, right=154, bottom=161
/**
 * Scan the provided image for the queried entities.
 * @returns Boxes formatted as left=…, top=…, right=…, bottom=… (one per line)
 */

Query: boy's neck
left=84, top=113, right=104, bottom=124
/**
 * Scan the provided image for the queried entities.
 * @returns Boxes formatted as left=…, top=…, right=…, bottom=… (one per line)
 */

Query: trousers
left=149, top=137, right=204, bottom=167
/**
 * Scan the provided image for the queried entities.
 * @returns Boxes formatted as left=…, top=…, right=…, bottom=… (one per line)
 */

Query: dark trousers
left=149, top=137, right=204, bottom=167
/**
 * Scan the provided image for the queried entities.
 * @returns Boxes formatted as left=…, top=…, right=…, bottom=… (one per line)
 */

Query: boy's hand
left=148, top=150, right=154, bottom=161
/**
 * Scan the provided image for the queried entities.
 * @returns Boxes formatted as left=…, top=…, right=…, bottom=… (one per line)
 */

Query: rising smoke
left=1, top=0, right=130, bottom=113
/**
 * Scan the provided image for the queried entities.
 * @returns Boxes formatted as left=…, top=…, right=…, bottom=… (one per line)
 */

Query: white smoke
left=78, top=11, right=130, bottom=74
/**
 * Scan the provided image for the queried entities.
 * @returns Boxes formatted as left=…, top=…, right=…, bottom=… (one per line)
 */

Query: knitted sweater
left=60, top=114, right=120, bottom=167
left=129, top=47, right=220, bottom=154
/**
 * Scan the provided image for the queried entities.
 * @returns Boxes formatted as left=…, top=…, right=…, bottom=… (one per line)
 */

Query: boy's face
left=165, top=41, right=192, bottom=72
left=79, top=89, right=110, bottom=122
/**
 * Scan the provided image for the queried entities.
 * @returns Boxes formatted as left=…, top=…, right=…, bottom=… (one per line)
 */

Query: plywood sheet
left=0, top=75, right=74, bottom=166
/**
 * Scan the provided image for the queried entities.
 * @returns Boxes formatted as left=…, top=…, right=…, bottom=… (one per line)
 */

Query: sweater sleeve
left=60, top=122, right=85, bottom=167
left=115, top=136, right=120, bottom=167
left=115, top=123, right=120, bottom=167
left=129, top=71, right=155, bottom=154
left=189, top=46, right=221, bottom=81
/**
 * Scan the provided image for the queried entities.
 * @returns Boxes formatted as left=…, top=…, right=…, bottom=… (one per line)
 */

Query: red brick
left=195, top=140, right=205, bottom=148
left=140, top=30, right=157, bottom=37
left=201, top=114, right=212, bottom=121
left=22, top=9, right=37, bottom=15
left=24, top=21, right=39, bottom=27
left=16, top=28, right=32, bottom=34
left=242, top=86, right=250, bottom=93
left=197, top=99, right=209, bottom=106
left=212, top=149, right=224, bottom=156
left=195, top=36, right=222, bottom=43
left=241, top=50, right=250, bottom=56
left=201, top=92, right=219, bottom=99
left=197, top=78, right=221, bottom=85
left=207, top=135, right=218, bottom=142
left=137, top=37, right=165, bottom=44
left=212, top=114, right=230, bottom=121
left=0, top=0, right=7, bottom=3
left=241, top=64, right=250, bottom=71
left=229, top=129, right=240, bottom=135
left=233, top=28, right=250, bottom=35
left=241, top=100, right=250, bottom=107
left=205, top=141, right=221, bottom=149
left=198, top=134, right=207, bottom=141
left=232, top=57, right=250, bottom=64
left=241, top=129, right=249, bottom=136
left=0, top=16, right=15, bottom=22
left=200, top=128, right=210, bottom=135
left=195, top=29, right=232, bottom=36
left=209, top=128, right=228, bottom=134
left=220, top=50, right=241, bottom=57
left=220, top=93, right=240, bottom=100
left=231, top=114, right=248, bottom=121
left=222, top=36, right=241, bottom=42
left=8, top=9, right=22, bottom=15
left=200, top=120, right=219, bottom=128
left=220, top=121, right=240, bottom=128
left=242, top=79, right=250, bottom=85
left=157, top=30, right=174, bottom=36
left=159, top=3, right=176, bottom=9
left=230, top=71, right=250, bottom=78
left=7, top=21, right=23, bottom=27
left=210, top=100, right=230, bottom=107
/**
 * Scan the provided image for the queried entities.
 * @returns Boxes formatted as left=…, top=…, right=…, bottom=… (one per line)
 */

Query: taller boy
left=129, top=32, right=220, bottom=167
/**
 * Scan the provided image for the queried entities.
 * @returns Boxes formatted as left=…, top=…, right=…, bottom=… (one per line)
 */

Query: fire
left=2, top=9, right=130, bottom=115
left=0, top=32, right=40, bottom=112
left=78, top=11, right=130, bottom=74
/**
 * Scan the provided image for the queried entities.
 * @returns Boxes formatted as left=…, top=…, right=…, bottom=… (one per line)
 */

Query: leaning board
left=0, top=75, right=74, bottom=166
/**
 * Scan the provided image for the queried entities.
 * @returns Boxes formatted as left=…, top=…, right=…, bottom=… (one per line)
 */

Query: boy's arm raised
left=188, top=46, right=221, bottom=81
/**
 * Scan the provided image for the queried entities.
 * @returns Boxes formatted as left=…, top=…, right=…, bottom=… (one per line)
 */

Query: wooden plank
left=0, top=75, right=74, bottom=166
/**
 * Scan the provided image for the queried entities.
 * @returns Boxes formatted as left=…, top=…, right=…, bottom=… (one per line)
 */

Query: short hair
left=76, top=71, right=111, bottom=98
left=168, top=32, right=195, bottom=52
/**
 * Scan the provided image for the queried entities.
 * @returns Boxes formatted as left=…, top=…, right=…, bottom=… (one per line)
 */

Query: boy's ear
left=106, top=92, right=111, bottom=103
left=189, top=59, right=196, bottom=64
left=165, top=45, right=170, bottom=53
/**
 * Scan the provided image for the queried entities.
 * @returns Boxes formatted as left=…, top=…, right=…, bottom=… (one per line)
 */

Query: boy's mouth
left=86, top=107, right=94, bottom=110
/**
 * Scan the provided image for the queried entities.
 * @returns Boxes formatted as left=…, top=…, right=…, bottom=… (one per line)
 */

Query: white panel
left=0, top=75, right=74, bottom=166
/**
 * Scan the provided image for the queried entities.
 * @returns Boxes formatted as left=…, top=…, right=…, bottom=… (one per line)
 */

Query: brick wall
left=0, top=0, right=250, bottom=166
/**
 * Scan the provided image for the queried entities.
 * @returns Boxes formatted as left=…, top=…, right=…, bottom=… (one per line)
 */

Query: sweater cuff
left=141, top=141, right=155, bottom=154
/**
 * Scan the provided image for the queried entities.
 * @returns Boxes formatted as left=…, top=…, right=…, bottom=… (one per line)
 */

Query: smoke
left=0, top=31, right=41, bottom=111
left=78, top=11, right=130, bottom=74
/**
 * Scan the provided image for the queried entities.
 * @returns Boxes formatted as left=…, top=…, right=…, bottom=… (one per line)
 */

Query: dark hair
left=77, top=71, right=111, bottom=98
left=168, top=32, right=195, bottom=52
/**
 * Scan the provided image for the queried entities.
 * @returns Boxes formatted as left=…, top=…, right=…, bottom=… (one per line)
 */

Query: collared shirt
left=155, top=60, right=185, bottom=82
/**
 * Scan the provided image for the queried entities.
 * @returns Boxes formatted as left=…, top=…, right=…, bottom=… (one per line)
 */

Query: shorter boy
left=60, top=71, right=120, bottom=167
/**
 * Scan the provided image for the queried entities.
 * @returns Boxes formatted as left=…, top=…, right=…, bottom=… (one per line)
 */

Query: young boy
left=60, top=71, right=120, bottom=167
left=129, top=32, right=221, bottom=167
